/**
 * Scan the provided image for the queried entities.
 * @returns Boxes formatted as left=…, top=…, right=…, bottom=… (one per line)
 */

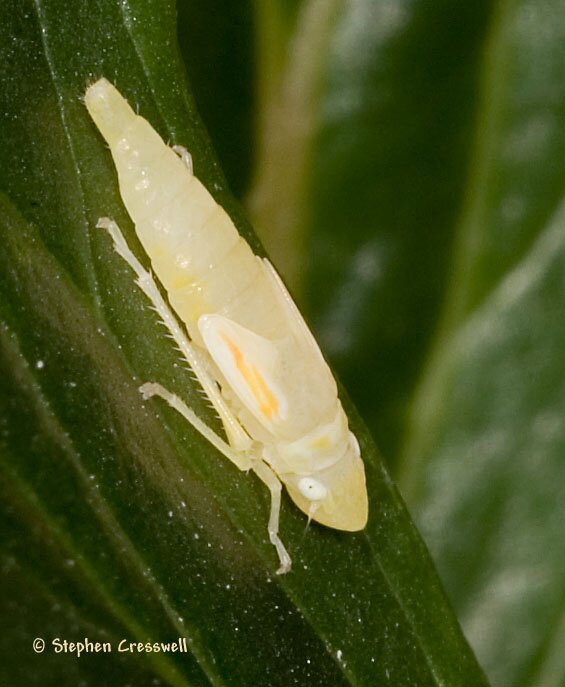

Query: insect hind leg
left=96, top=217, right=292, bottom=575
left=96, top=217, right=252, bottom=452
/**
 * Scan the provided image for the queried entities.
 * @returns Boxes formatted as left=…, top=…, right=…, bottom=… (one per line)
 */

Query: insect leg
left=98, top=218, right=292, bottom=572
left=144, top=381, right=291, bottom=573
left=172, top=145, right=193, bottom=174
left=96, top=217, right=252, bottom=451
left=251, top=461, right=292, bottom=574
left=140, top=382, right=253, bottom=471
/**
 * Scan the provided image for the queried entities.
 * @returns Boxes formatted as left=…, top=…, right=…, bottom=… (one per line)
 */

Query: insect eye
left=298, top=477, right=328, bottom=501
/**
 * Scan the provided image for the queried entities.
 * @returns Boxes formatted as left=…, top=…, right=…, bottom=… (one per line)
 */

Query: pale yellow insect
left=85, top=78, right=368, bottom=573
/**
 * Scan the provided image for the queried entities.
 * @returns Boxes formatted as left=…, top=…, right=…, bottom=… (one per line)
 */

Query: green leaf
left=176, top=0, right=256, bottom=198
left=398, top=1, right=565, bottom=686
left=302, top=0, right=495, bottom=460
left=248, top=0, right=496, bottom=461
left=0, top=1, right=487, bottom=686
left=403, top=203, right=565, bottom=687
left=244, top=1, right=565, bottom=686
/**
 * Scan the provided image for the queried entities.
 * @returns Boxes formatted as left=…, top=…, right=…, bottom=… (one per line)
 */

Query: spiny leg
left=97, top=217, right=292, bottom=574
left=252, top=461, right=292, bottom=574
left=96, top=217, right=252, bottom=451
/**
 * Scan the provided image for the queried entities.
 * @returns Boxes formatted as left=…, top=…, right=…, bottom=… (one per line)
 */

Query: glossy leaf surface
left=0, top=1, right=488, bottom=686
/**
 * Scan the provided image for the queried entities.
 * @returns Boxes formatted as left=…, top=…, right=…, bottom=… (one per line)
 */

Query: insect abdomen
left=86, top=79, right=288, bottom=342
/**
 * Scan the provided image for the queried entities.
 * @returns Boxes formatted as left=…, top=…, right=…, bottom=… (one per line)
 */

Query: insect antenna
left=301, top=502, right=321, bottom=540
left=299, top=520, right=311, bottom=545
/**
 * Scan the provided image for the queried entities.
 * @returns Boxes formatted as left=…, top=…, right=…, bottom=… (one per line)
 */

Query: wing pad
left=198, top=314, right=288, bottom=430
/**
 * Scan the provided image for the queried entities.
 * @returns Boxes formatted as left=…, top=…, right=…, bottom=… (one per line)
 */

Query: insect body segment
left=85, top=78, right=368, bottom=573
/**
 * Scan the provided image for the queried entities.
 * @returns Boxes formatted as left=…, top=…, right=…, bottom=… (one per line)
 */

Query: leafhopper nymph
left=85, top=79, right=368, bottom=573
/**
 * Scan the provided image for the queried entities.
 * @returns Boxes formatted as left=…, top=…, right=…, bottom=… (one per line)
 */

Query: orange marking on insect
left=221, top=334, right=279, bottom=420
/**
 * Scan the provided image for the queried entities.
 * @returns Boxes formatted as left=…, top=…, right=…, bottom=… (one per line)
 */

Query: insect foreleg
left=252, top=461, right=292, bottom=574
left=96, top=217, right=252, bottom=451
left=172, top=145, right=193, bottom=174
left=140, top=382, right=254, bottom=471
